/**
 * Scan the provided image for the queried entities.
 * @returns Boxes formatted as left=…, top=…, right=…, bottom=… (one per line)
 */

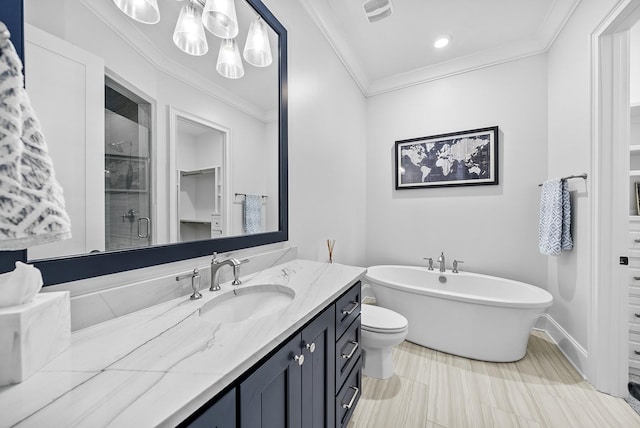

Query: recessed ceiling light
left=434, top=36, right=451, bottom=49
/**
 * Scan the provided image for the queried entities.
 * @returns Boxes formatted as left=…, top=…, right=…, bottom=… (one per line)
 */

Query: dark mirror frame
left=0, top=0, right=288, bottom=285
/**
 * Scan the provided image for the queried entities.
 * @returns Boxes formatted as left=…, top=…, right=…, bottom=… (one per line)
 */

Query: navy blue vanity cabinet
left=239, top=305, right=336, bottom=428
left=184, top=387, right=236, bottom=428
left=181, top=281, right=362, bottom=428
left=334, top=282, right=362, bottom=428
left=301, top=306, right=336, bottom=428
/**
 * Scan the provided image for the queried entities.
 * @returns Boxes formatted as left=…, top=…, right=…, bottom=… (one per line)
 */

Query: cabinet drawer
left=336, top=315, right=361, bottom=393
left=629, top=304, right=640, bottom=328
left=336, top=282, right=361, bottom=340
left=335, top=356, right=362, bottom=428
left=631, top=340, right=640, bottom=363
left=629, top=269, right=640, bottom=289
left=631, top=232, right=640, bottom=250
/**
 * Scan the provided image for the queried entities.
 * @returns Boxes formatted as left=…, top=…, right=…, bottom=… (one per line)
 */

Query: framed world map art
left=395, top=126, right=499, bottom=189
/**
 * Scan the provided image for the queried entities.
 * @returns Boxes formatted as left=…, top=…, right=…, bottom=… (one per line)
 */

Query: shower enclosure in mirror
left=0, top=0, right=288, bottom=284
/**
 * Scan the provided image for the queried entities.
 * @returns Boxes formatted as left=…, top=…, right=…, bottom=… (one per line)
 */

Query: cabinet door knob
left=634, top=277, right=640, bottom=281
left=292, top=354, right=304, bottom=366
left=635, top=350, right=640, bottom=355
left=635, top=313, right=640, bottom=318
left=635, top=239, right=640, bottom=243
left=341, top=386, right=360, bottom=410
left=305, top=342, right=316, bottom=353
left=342, top=341, right=359, bottom=359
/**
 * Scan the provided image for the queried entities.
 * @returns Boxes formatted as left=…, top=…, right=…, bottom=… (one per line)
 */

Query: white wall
left=546, top=0, right=619, bottom=352
left=264, top=0, right=368, bottom=266
left=365, top=55, right=549, bottom=287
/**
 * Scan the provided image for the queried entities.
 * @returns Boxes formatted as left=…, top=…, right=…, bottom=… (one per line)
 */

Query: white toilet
left=360, top=304, right=409, bottom=379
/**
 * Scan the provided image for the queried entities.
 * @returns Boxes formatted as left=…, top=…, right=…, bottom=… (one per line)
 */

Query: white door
left=24, top=24, right=105, bottom=259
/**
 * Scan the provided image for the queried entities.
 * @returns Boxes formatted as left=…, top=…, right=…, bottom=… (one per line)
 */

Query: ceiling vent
left=362, top=0, right=393, bottom=23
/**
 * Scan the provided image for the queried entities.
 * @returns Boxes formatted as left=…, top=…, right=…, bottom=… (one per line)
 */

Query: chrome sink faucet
left=210, top=252, right=249, bottom=291
left=437, top=252, right=446, bottom=272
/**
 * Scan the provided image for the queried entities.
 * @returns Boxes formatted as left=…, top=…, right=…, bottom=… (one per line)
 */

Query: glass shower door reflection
left=104, top=81, right=152, bottom=251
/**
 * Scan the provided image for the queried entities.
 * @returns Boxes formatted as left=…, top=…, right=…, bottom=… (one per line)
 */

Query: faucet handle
left=176, top=269, right=202, bottom=300
left=212, top=252, right=219, bottom=263
left=452, top=260, right=464, bottom=273
left=423, top=257, right=433, bottom=270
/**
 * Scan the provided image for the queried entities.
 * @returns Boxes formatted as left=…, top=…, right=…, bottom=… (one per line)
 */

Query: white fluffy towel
left=0, top=38, right=71, bottom=249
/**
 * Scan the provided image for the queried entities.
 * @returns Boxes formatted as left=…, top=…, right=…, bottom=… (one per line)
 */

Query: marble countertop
left=0, top=259, right=366, bottom=427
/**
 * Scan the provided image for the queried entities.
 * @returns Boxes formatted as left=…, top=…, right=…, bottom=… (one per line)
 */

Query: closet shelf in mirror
left=180, top=219, right=212, bottom=225
left=180, top=167, right=218, bottom=176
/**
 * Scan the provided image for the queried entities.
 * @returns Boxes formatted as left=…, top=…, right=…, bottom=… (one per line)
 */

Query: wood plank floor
left=348, top=331, right=640, bottom=428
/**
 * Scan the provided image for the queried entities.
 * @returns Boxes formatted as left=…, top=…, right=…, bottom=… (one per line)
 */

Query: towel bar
left=538, top=173, right=587, bottom=187
left=234, top=193, right=268, bottom=198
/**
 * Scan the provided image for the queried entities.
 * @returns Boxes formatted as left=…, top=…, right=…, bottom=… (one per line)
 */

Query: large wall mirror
left=0, top=0, right=287, bottom=285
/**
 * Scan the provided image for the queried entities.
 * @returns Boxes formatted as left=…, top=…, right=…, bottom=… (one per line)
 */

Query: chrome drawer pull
left=341, top=301, right=359, bottom=316
left=635, top=350, right=640, bottom=356
left=635, top=277, right=640, bottom=281
left=342, top=341, right=359, bottom=359
left=341, top=386, right=359, bottom=410
left=635, top=239, right=640, bottom=243
left=635, top=313, right=640, bottom=318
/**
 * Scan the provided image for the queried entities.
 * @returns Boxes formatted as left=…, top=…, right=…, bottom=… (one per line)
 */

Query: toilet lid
left=361, top=304, right=408, bottom=332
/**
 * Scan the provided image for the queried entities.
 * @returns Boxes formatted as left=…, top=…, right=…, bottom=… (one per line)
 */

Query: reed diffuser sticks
left=327, top=239, right=336, bottom=263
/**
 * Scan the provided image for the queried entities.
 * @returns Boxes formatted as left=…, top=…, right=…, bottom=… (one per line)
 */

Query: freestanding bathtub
left=364, top=265, right=553, bottom=362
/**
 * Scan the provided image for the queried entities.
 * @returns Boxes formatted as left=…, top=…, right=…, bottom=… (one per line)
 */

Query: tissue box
left=0, top=292, right=71, bottom=386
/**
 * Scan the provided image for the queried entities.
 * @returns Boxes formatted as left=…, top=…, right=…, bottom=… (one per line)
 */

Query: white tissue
left=0, top=262, right=44, bottom=308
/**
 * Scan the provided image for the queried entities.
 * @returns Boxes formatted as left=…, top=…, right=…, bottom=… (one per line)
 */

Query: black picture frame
left=395, top=126, right=499, bottom=189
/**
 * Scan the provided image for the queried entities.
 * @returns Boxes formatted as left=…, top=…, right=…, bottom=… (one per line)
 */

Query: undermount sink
left=199, top=284, right=295, bottom=324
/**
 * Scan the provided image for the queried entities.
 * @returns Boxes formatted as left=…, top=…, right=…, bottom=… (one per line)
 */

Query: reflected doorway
left=104, top=79, right=152, bottom=251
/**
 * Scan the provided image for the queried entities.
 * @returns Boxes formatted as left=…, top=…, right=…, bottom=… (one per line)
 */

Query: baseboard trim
left=534, top=313, right=588, bottom=379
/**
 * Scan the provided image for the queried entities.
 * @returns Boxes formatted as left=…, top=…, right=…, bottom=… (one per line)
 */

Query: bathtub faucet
left=423, top=257, right=434, bottom=270
left=452, top=260, right=464, bottom=273
left=437, top=252, right=446, bottom=272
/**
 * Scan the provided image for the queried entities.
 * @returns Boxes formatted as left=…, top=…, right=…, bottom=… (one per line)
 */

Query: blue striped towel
left=243, top=195, right=262, bottom=234
left=539, top=179, right=573, bottom=256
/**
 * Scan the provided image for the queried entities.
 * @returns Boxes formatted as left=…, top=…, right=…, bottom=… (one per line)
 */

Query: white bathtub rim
left=365, top=265, right=552, bottom=310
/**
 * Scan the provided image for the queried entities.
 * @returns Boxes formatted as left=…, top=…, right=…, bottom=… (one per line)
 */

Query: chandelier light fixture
left=173, top=1, right=208, bottom=56
left=113, top=0, right=160, bottom=24
left=112, top=0, right=272, bottom=78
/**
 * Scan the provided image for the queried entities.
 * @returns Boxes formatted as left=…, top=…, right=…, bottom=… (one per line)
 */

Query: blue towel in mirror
left=243, top=195, right=262, bottom=234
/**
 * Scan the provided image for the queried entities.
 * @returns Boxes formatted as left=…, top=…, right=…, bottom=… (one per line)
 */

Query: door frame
left=590, top=0, right=640, bottom=396
left=168, top=106, right=232, bottom=242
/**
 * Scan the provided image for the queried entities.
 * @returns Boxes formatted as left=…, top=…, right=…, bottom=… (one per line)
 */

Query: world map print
left=399, top=134, right=492, bottom=186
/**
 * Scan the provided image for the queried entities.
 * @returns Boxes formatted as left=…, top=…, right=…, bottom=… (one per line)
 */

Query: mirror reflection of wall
left=23, top=0, right=280, bottom=261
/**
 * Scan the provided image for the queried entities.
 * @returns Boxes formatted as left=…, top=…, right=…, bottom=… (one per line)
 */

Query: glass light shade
left=173, top=3, right=208, bottom=56
left=113, top=0, right=160, bottom=24
left=202, top=0, right=239, bottom=39
left=216, top=39, right=244, bottom=79
left=243, top=18, right=272, bottom=67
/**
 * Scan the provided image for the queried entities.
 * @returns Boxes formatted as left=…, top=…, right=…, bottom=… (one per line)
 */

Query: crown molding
left=301, top=0, right=581, bottom=98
